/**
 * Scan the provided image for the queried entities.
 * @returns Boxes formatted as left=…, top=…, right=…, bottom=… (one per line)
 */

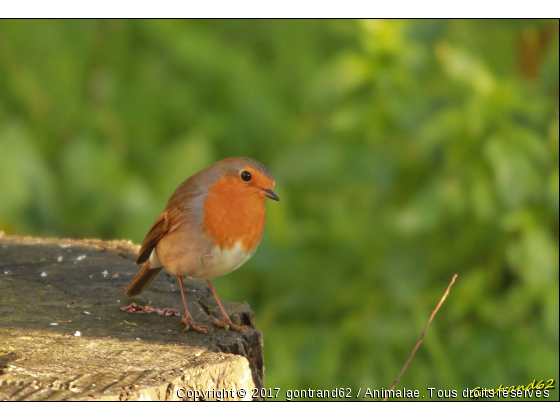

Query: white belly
left=201, top=242, right=256, bottom=279
left=152, top=240, right=257, bottom=279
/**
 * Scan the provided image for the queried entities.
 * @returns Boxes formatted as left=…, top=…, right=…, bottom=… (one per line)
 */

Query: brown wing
left=136, top=208, right=185, bottom=264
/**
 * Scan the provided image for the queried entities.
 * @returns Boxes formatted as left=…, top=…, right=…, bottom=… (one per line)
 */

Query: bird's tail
left=125, top=263, right=163, bottom=297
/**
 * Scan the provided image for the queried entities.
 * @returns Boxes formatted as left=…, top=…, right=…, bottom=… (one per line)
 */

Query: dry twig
left=120, top=302, right=180, bottom=316
left=383, top=274, right=458, bottom=401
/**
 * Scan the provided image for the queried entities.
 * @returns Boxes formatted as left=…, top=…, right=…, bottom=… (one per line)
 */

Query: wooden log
left=0, top=233, right=264, bottom=401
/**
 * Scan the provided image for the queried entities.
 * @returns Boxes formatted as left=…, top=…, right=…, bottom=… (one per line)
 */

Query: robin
left=125, top=157, right=279, bottom=333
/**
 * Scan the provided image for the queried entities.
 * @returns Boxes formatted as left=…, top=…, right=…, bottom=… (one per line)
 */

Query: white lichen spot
left=76, top=255, right=86, bottom=261
left=41, top=272, right=48, bottom=277
left=102, top=270, right=108, bottom=277
left=57, top=256, right=64, bottom=262
left=74, top=331, right=81, bottom=337
left=50, top=323, right=59, bottom=326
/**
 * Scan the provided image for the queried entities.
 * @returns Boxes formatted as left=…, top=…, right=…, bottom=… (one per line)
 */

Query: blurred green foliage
left=0, top=19, right=558, bottom=400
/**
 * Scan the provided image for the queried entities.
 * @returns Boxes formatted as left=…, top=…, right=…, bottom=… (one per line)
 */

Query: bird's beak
left=262, top=189, right=280, bottom=201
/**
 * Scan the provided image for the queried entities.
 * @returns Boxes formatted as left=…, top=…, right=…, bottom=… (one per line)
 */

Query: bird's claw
left=209, top=315, right=248, bottom=332
left=181, top=316, right=209, bottom=333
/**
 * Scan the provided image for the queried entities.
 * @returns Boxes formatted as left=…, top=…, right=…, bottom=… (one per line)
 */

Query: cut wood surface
left=0, top=233, right=264, bottom=401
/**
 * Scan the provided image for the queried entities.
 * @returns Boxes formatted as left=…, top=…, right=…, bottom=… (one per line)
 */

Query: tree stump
left=0, top=233, right=264, bottom=401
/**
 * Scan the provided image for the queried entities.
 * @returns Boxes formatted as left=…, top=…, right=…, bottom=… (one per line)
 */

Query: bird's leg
left=177, top=275, right=208, bottom=333
left=206, top=279, right=248, bottom=332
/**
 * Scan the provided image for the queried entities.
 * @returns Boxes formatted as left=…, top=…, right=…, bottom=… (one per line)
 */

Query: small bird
left=125, top=157, right=279, bottom=333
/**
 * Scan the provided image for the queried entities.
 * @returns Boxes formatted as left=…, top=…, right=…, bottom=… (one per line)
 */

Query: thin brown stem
left=383, top=274, right=458, bottom=401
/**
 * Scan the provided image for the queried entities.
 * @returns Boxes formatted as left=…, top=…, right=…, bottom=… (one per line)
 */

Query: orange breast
left=202, top=175, right=267, bottom=252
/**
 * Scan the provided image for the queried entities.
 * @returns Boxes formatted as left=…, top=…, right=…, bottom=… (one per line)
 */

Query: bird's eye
left=241, top=171, right=252, bottom=182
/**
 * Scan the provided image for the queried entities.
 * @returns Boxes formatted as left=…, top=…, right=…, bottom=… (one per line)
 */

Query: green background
left=0, top=19, right=558, bottom=401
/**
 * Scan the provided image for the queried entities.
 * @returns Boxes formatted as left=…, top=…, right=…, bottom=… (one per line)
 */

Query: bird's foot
left=209, top=315, right=248, bottom=332
left=181, top=315, right=209, bottom=333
